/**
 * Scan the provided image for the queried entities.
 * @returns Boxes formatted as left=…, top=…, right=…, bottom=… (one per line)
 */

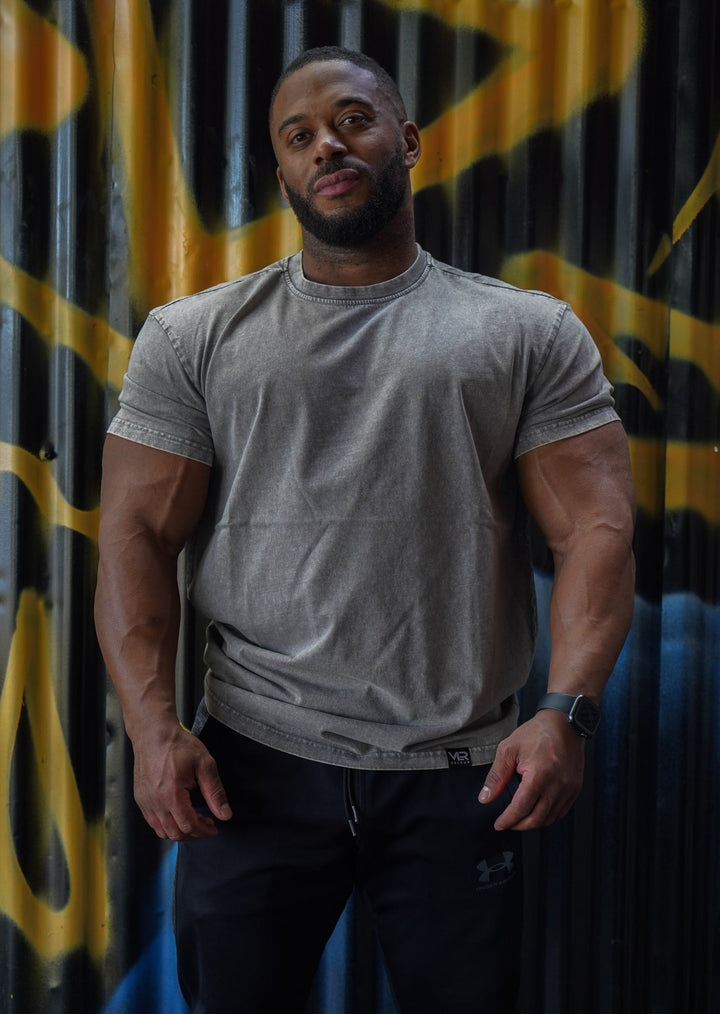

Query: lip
left=313, top=168, right=361, bottom=197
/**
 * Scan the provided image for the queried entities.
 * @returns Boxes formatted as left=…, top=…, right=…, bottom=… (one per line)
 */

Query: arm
left=95, top=434, right=231, bottom=840
left=479, top=420, right=636, bottom=831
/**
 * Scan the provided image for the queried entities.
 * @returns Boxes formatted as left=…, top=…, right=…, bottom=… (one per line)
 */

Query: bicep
left=516, top=421, right=636, bottom=554
left=99, top=434, right=211, bottom=555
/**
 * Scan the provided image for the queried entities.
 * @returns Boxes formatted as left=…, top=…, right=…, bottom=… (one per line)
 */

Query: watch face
left=570, top=696, right=601, bottom=737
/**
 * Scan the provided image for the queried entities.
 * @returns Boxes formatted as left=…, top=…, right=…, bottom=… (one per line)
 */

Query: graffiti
left=502, top=250, right=720, bottom=525
left=80, top=0, right=647, bottom=312
left=0, top=253, right=131, bottom=393
left=87, top=0, right=301, bottom=309
left=650, top=128, right=720, bottom=272
left=0, top=0, right=718, bottom=1010
left=671, top=127, right=720, bottom=245
left=0, top=0, right=88, bottom=138
left=0, top=590, right=107, bottom=960
left=408, top=0, right=644, bottom=189
left=0, top=441, right=99, bottom=538
left=2, top=0, right=715, bottom=520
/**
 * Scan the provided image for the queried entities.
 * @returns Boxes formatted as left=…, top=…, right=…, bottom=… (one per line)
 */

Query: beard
left=282, top=141, right=409, bottom=247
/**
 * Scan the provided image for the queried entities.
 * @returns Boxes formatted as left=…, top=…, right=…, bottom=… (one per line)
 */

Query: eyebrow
left=276, top=96, right=376, bottom=137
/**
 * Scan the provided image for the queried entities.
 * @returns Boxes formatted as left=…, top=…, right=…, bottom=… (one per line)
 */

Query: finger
left=478, top=752, right=516, bottom=804
left=167, top=811, right=219, bottom=841
left=546, top=788, right=581, bottom=825
left=138, top=804, right=167, bottom=840
left=139, top=804, right=183, bottom=840
left=174, top=807, right=219, bottom=839
left=142, top=797, right=219, bottom=841
left=172, top=784, right=227, bottom=838
left=163, top=821, right=185, bottom=842
left=196, top=761, right=233, bottom=822
left=493, top=782, right=544, bottom=831
left=496, top=785, right=577, bottom=831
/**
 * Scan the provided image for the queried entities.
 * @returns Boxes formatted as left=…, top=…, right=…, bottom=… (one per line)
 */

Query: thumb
left=478, top=749, right=515, bottom=804
left=197, top=757, right=233, bottom=822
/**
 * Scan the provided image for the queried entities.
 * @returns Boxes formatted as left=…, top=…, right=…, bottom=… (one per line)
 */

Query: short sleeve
left=108, top=311, right=214, bottom=465
left=514, top=305, right=618, bottom=458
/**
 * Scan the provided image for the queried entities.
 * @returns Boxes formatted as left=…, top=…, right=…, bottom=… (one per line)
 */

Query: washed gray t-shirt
left=109, top=248, right=618, bottom=769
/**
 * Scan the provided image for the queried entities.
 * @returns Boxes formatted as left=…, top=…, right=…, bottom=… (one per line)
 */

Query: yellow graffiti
left=0, top=0, right=89, bottom=138
left=408, top=0, right=644, bottom=191
left=0, top=254, right=132, bottom=392
left=626, top=436, right=664, bottom=519
left=0, top=442, right=99, bottom=541
left=673, top=129, right=720, bottom=243
left=665, top=442, right=720, bottom=524
left=502, top=251, right=720, bottom=524
left=649, top=129, right=720, bottom=272
left=628, top=437, right=720, bottom=524
left=0, top=591, right=108, bottom=960
left=502, top=250, right=720, bottom=402
left=0, top=0, right=717, bottom=537
left=83, top=0, right=645, bottom=312
left=88, top=0, right=301, bottom=310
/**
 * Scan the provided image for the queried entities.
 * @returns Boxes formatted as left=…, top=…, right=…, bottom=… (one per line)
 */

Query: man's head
left=269, top=48, right=420, bottom=249
left=269, top=47, right=408, bottom=126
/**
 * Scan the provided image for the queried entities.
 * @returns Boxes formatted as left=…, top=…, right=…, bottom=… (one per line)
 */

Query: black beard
left=282, top=143, right=408, bottom=247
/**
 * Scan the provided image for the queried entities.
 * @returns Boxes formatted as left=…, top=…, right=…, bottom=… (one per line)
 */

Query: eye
left=288, top=130, right=311, bottom=146
left=339, top=112, right=369, bottom=127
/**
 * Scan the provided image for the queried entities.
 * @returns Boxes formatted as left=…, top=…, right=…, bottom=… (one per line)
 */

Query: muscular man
left=95, top=47, right=635, bottom=1013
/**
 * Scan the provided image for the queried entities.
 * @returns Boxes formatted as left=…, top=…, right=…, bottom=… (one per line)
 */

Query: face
left=270, top=60, right=420, bottom=247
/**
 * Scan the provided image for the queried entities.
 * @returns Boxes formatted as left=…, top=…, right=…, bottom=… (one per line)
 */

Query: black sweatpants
left=174, top=716, right=522, bottom=1014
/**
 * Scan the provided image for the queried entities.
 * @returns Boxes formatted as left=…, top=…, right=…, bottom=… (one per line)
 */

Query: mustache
left=311, top=159, right=367, bottom=186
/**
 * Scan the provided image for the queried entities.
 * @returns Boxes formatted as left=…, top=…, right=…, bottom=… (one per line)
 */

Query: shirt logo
left=445, top=747, right=472, bottom=767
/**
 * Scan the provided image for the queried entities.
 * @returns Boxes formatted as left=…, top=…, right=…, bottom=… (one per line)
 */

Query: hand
left=132, top=723, right=232, bottom=841
left=478, top=710, right=586, bottom=831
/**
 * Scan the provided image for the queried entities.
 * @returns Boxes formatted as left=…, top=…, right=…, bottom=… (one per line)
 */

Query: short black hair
left=269, top=46, right=407, bottom=124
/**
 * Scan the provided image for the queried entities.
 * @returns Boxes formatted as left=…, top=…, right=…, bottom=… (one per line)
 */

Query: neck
left=300, top=205, right=418, bottom=286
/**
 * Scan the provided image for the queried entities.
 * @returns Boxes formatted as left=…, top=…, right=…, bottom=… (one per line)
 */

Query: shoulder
left=147, top=259, right=288, bottom=334
left=425, top=255, right=571, bottom=324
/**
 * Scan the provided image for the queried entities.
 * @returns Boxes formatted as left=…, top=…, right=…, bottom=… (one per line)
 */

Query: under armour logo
left=445, top=748, right=472, bottom=767
left=476, top=851, right=516, bottom=889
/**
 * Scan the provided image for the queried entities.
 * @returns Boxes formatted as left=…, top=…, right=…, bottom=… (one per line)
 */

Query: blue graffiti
left=100, top=848, right=187, bottom=1014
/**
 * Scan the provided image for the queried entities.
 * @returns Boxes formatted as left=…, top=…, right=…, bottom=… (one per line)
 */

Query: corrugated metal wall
left=0, top=0, right=718, bottom=1011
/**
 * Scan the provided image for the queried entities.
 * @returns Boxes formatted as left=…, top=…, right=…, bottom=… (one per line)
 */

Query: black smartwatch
left=535, top=693, right=601, bottom=739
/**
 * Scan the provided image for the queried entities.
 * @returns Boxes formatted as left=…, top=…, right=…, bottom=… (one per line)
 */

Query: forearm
left=94, top=532, right=183, bottom=743
left=94, top=439, right=225, bottom=839
left=482, top=527, right=634, bottom=831
left=546, top=523, right=635, bottom=700
left=486, top=423, right=636, bottom=830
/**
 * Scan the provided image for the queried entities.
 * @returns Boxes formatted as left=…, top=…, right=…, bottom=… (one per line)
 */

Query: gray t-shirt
left=109, top=247, right=618, bottom=769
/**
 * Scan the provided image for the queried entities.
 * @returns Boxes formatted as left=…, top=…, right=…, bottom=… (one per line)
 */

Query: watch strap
left=536, top=693, right=581, bottom=712
left=535, top=692, right=601, bottom=738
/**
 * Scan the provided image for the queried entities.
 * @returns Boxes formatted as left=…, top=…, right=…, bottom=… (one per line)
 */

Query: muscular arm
left=95, top=434, right=231, bottom=840
left=480, top=420, right=636, bottom=830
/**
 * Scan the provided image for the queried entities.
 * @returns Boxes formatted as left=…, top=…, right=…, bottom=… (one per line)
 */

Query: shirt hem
left=203, top=687, right=516, bottom=771
left=107, top=419, right=214, bottom=465
left=515, top=407, right=618, bottom=459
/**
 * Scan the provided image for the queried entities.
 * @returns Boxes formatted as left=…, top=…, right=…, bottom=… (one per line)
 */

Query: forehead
left=271, top=60, right=384, bottom=133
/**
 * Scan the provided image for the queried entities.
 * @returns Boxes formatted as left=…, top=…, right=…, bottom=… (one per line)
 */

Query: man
left=95, top=47, right=635, bottom=1013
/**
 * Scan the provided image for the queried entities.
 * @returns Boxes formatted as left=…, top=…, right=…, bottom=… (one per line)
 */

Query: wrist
left=124, top=703, right=182, bottom=745
left=535, top=692, right=601, bottom=739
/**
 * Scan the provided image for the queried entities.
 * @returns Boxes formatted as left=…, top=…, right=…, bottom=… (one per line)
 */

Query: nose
left=314, top=127, right=347, bottom=163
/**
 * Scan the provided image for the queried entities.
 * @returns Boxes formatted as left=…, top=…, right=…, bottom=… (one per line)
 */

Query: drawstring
left=343, top=769, right=359, bottom=838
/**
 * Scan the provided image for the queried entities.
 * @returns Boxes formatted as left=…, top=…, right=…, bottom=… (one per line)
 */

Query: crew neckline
left=283, top=244, right=432, bottom=304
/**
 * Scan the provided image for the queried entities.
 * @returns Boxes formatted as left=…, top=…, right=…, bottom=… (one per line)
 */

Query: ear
left=402, top=122, right=422, bottom=169
left=276, top=166, right=290, bottom=203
